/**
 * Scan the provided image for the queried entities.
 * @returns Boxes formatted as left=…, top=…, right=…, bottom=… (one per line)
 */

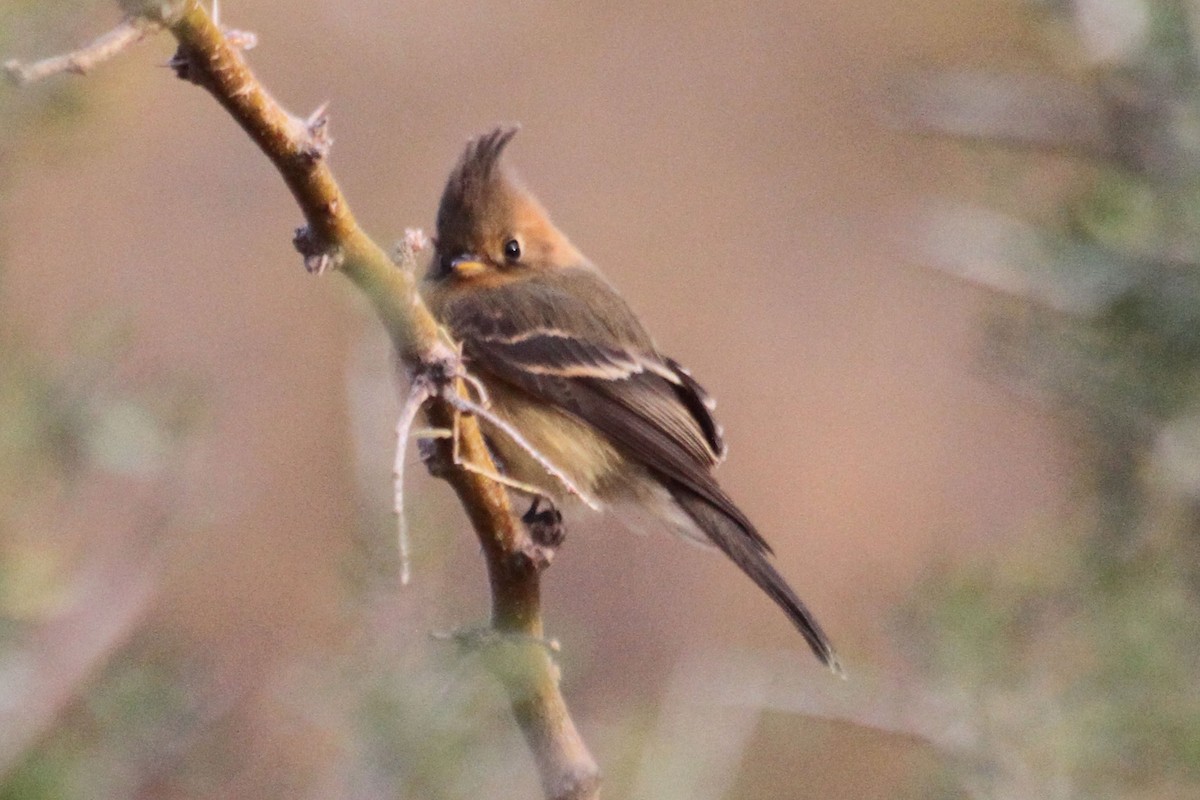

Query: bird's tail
left=670, top=484, right=843, bottom=675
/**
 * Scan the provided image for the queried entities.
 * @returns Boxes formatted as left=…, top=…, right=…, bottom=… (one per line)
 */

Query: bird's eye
left=503, top=238, right=522, bottom=262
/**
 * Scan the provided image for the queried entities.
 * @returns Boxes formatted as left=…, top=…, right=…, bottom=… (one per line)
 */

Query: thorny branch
left=4, top=2, right=600, bottom=798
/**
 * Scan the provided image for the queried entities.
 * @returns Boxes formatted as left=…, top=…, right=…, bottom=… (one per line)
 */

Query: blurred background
left=2, top=0, right=1198, bottom=798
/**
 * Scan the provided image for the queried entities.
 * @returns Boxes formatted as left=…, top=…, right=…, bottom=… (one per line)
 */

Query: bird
left=421, top=126, right=840, bottom=673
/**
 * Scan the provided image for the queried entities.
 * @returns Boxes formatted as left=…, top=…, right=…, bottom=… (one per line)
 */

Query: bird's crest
left=437, top=125, right=521, bottom=236
left=458, top=126, right=518, bottom=185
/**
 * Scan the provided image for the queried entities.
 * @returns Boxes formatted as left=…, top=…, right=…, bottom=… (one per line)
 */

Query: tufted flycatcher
left=422, top=127, right=839, bottom=672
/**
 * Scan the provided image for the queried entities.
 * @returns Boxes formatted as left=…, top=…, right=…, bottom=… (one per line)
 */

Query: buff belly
left=478, top=381, right=625, bottom=505
left=475, top=382, right=715, bottom=549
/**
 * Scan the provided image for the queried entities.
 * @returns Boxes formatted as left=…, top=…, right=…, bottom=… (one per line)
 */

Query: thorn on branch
left=4, top=16, right=156, bottom=87
left=166, top=44, right=198, bottom=84
left=300, top=102, right=333, bottom=161
left=392, top=228, right=432, bottom=272
left=167, top=12, right=255, bottom=88
left=210, top=0, right=259, bottom=52
left=222, top=28, right=259, bottom=52
left=293, top=225, right=344, bottom=275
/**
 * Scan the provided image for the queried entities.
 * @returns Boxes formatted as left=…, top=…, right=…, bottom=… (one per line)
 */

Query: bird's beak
left=450, top=254, right=488, bottom=278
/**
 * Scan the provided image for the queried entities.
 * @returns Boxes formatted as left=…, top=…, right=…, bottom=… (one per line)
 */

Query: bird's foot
left=515, top=497, right=564, bottom=570
left=522, top=496, right=565, bottom=548
left=509, top=497, right=565, bottom=573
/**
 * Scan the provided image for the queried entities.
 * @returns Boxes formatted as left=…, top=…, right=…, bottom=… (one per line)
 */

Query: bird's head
left=428, top=126, right=583, bottom=286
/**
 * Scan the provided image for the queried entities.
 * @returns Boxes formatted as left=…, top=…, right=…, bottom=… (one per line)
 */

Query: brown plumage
left=422, top=127, right=840, bottom=672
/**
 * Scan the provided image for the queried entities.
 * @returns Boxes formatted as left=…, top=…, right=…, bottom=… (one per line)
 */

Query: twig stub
left=392, top=228, right=432, bottom=270
left=301, top=102, right=333, bottom=161
left=4, top=16, right=156, bottom=86
left=293, top=225, right=344, bottom=275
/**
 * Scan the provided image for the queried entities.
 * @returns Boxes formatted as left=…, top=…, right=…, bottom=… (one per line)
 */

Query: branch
left=3, top=15, right=156, bottom=86
left=4, top=3, right=599, bottom=798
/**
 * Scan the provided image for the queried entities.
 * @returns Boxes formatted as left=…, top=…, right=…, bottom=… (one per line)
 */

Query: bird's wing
left=441, top=269, right=771, bottom=550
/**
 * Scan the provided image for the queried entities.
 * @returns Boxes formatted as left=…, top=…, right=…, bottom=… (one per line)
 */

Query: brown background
left=3, top=1, right=1064, bottom=797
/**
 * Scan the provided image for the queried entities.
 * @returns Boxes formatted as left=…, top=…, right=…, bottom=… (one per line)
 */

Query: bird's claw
left=522, top=497, right=565, bottom=548
left=510, top=497, right=565, bottom=573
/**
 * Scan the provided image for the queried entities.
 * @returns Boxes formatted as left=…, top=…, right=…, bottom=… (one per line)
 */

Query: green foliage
left=1, top=639, right=200, bottom=798
left=0, top=322, right=200, bottom=795
left=355, top=653, right=510, bottom=799
left=906, top=519, right=1200, bottom=796
left=0, top=323, right=200, bottom=797
left=909, top=2, right=1200, bottom=797
left=0, top=744, right=76, bottom=800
